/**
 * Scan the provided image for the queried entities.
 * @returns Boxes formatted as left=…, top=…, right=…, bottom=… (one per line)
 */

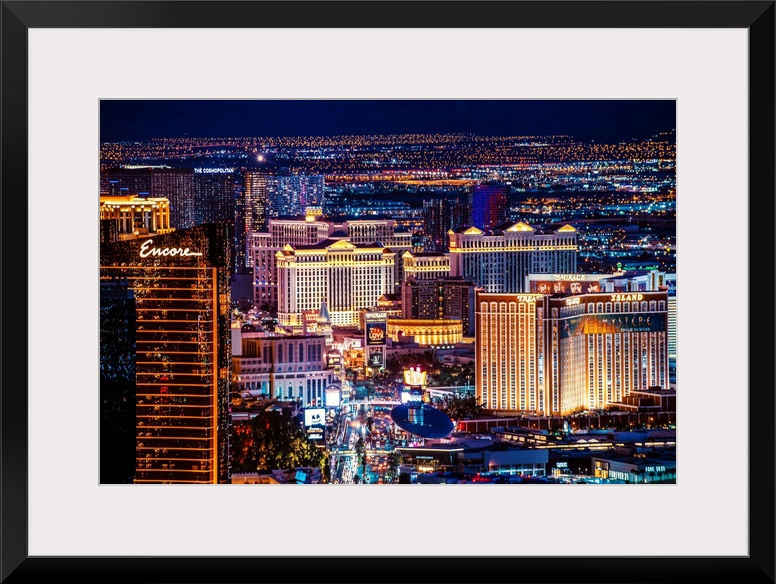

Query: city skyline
left=99, top=98, right=677, bottom=486
left=100, top=99, right=676, bottom=143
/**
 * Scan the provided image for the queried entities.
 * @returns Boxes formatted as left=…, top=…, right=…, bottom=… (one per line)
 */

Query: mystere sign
left=561, top=313, right=666, bottom=338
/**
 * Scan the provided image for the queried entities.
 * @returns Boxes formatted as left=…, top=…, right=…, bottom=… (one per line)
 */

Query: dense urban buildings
left=231, top=332, right=337, bottom=406
left=243, top=173, right=325, bottom=261
left=251, top=216, right=331, bottom=308
left=252, top=216, right=413, bottom=310
left=100, top=102, right=676, bottom=486
left=422, top=198, right=469, bottom=252
left=401, top=277, right=476, bottom=337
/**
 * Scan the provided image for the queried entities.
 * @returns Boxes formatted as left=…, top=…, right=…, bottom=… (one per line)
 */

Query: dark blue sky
left=100, top=100, right=675, bottom=143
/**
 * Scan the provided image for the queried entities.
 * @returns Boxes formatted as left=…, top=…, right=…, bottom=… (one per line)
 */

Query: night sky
left=100, top=100, right=675, bottom=144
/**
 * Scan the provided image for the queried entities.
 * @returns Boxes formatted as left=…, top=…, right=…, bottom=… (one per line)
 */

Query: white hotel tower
left=251, top=216, right=412, bottom=310
left=276, top=239, right=396, bottom=327
left=448, top=222, right=578, bottom=293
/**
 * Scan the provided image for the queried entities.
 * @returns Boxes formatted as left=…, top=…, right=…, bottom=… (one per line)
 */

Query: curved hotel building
left=100, top=224, right=232, bottom=484
left=476, top=289, right=670, bottom=416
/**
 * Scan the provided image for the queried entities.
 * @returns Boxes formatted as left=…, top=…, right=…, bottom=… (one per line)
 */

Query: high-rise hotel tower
left=449, top=222, right=578, bottom=293
left=251, top=217, right=413, bottom=311
left=476, top=289, right=670, bottom=415
left=276, top=238, right=395, bottom=327
left=100, top=224, right=232, bottom=484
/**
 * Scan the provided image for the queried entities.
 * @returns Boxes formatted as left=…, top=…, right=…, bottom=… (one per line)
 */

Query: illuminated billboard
left=365, top=322, right=387, bottom=346
left=327, top=349, right=341, bottom=373
left=364, top=311, right=388, bottom=323
left=529, top=274, right=608, bottom=295
left=368, top=347, right=384, bottom=368
left=304, top=408, right=326, bottom=427
left=400, top=388, right=424, bottom=404
left=532, top=279, right=601, bottom=295
left=304, top=407, right=326, bottom=441
left=560, top=313, right=666, bottom=339
left=306, top=426, right=325, bottom=441
left=325, top=387, right=341, bottom=408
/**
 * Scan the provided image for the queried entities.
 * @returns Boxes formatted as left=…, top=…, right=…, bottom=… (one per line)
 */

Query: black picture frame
left=1, top=1, right=773, bottom=583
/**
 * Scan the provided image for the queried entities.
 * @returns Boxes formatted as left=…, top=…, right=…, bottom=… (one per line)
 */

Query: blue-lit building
left=469, top=182, right=509, bottom=231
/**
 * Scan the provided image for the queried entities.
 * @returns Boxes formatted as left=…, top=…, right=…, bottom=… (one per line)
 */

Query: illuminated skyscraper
left=251, top=216, right=330, bottom=309
left=476, top=289, right=670, bottom=416
left=251, top=217, right=413, bottom=311
left=243, top=171, right=269, bottom=265
left=100, top=224, right=232, bottom=484
left=401, top=277, right=476, bottom=336
left=276, top=239, right=395, bottom=327
left=266, top=174, right=325, bottom=218
left=192, top=169, right=236, bottom=228
left=328, top=218, right=413, bottom=292
left=422, top=198, right=469, bottom=252
left=469, top=182, right=509, bottom=231
left=150, top=168, right=196, bottom=228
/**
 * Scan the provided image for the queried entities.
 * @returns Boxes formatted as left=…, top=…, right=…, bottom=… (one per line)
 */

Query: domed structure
left=390, top=366, right=455, bottom=439
left=390, top=403, right=455, bottom=439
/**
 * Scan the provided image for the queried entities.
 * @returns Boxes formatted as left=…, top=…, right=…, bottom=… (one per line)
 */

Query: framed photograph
left=2, top=1, right=773, bottom=583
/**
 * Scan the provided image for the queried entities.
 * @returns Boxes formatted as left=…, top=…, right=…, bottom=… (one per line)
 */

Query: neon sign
left=139, top=239, right=203, bottom=258
left=553, top=274, right=584, bottom=281
left=365, top=322, right=386, bottom=346
left=610, top=293, right=644, bottom=302
left=609, top=470, right=630, bottom=481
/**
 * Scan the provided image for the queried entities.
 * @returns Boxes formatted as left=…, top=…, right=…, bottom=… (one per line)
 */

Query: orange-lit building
left=387, top=318, right=463, bottom=348
left=100, top=224, right=231, bottom=484
left=476, top=290, right=670, bottom=416
left=99, top=195, right=174, bottom=240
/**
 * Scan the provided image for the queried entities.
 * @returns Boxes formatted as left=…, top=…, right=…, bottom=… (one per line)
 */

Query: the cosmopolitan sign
left=139, top=239, right=203, bottom=258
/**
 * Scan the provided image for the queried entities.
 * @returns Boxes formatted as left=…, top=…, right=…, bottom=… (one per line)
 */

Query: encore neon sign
left=139, top=239, right=203, bottom=258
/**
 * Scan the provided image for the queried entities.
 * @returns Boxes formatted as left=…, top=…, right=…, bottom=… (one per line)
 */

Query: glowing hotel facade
left=476, top=290, right=670, bottom=416
left=99, top=195, right=174, bottom=239
left=251, top=217, right=412, bottom=310
left=100, top=224, right=232, bottom=484
left=276, top=238, right=396, bottom=327
left=449, top=222, right=578, bottom=293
